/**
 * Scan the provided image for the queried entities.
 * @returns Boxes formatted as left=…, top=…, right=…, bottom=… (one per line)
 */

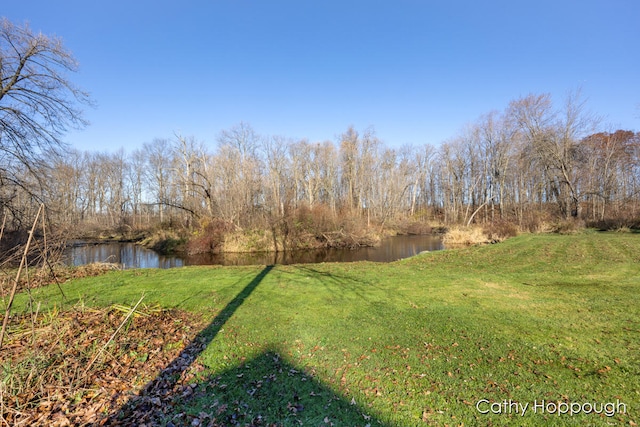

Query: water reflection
left=64, top=235, right=443, bottom=269
left=65, top=241, right=184, bottom=269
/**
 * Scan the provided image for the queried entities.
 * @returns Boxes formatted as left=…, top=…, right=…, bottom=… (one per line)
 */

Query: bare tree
left=217, top=123, right=263, bottom=227
left=583, top=130, right=639, bottom=221
left=144, top=138, right=173, bottom=223
left=477, top=111, right=516, bottom=221
left=0, top=18, right=90, bottom=221
left=128, top=148, right=147, bottom=227
left=262, top=135, right=290, bottom=217
left=47, top=148, right=84, bottom=224
left=438, top=138, right=472, bottom=223
left=508, top=91, right=596, bottom=219
left=315, top=141, right=339, bottom=215
left=338, top=126, right=380, bottom=214
left=218, top=121, right=259, bottom=162
left=414, top=143, right=437, bottom=219
left=171, top=134, right=219, bottom=221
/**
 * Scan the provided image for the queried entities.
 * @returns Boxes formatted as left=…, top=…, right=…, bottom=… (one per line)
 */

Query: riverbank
left=4, top=233, right=639, bottom=425
left=64, top=234, right=444, bottom=268
left=142, top=228, right=386, bottom=256
left=67, top=216, right=455, bottom=259
left=137, top=219, right=437, bottom=256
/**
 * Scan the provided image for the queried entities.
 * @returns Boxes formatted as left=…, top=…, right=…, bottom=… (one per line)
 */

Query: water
left=64, top=241, right=185, bottom=269
left=64, top=234, right=443, bottom=269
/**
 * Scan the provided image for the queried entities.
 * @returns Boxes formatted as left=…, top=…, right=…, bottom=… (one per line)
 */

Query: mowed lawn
left=13, top=232, right=640, bottom=426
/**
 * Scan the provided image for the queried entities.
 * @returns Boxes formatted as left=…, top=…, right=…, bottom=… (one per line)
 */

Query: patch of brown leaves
left=0, top=263, right=121, bottom=299
left=0, top=304, right=206, bottom=426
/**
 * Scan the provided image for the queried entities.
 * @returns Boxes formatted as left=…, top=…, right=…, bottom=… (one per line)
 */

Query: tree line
left=44, top=97, right=640, bottom=237
left=1, top=18, right=639, bottom=241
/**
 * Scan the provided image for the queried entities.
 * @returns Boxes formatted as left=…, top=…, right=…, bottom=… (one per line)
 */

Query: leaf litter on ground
left=1, top=302, right=205, bottom=426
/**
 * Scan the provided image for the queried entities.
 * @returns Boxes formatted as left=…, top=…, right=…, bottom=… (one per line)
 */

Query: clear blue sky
left=4, top=1, right=640, bottom=152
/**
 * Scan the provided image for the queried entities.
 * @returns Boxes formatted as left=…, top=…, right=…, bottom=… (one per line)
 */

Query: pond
left=63, top=234, right=444, bottom=269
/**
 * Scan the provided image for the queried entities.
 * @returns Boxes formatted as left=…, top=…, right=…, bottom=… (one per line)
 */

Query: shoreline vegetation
left=71, top=213, right=636, bottom=259
left=66, top=216, right=634, bottom=264
left=77, top=217, right=441, bottom=257
left=79, top=220, right=517, bottom=258
left=2, top=231, right=639, bottom=425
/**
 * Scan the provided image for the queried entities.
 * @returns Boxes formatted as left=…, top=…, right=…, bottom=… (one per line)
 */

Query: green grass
left=9, top=232, right=640, bottom=426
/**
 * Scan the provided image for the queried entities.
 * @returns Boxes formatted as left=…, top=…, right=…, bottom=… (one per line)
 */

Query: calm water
left=64, top=234, right=443, bottom=269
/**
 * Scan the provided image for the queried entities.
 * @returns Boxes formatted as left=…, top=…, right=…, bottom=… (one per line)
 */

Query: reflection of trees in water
left=65, top=243, right=184, bottom=269
left=66, top=235, right=443, bottom=268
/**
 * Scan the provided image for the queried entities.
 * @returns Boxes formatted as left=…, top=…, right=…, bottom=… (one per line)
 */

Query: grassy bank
left=3, top=233, right=639, bottom=425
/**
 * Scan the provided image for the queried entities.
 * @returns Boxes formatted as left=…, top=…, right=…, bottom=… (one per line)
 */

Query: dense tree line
left=3, top=90, right=640, bottom=237
left=36, top=93, right=640, bottom=237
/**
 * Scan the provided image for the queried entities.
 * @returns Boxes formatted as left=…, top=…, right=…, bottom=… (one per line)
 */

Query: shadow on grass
left=286, top=264, right=384, bottom=303
left=106, top=265, right=386, bottom=426
left=161, top=349, right=385, bottom=426
left=106, top=265, right=273, bottom=425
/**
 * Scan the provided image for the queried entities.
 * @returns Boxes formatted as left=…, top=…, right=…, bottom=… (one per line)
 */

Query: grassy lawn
left=7, top=232, right=640, bottom=426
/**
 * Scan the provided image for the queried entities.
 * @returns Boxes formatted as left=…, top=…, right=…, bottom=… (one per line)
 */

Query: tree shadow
left=106, top=265, right=273, bottom=425
left=106, top=264, right=387, bottom=426
left=287, top=265, right=384, bottom=303
left=157, top=349, right=386, bottom=426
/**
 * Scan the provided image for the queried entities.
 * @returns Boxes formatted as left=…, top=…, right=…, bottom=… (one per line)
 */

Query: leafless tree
left=14, top=87, right=637, bottom=240
left=262, top=135, right=290, bottom=218
left=128, top=148, right=147, bottom=227
left=338, top=126, right=380, bottom=214
left=508, top=91, right=597, bottom=219
left=216, top=123, right=264, bottom=227
left=315, top=141, right=339, bottom=215
left=143, top=138, right=173, bottom=223
left=582, top=130, right=640, bottom=222
left=0, top=18, right=90, bottom=222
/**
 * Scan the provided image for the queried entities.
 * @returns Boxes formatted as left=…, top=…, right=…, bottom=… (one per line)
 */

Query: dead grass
left=442, top=225, right=490, bottom=246
left=222, top=229, right=275, bottom=253
left=615, top=225, right=632, bottom=233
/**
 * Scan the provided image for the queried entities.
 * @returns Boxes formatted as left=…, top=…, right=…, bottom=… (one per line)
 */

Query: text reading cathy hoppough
left=475, top=399, right=627, bottom=418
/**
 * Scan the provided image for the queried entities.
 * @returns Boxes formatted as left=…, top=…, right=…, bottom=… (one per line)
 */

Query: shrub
left=141, top=229, right=185, bottom=254
left=519, top=209, right=554, bottom=233
left=551, top=218, right=585, bottom=234
left=186, top=219, right=232, bottom=254
left=483, top=220, right=518, bottom=242
left=585, top=217, right=639, bottom=231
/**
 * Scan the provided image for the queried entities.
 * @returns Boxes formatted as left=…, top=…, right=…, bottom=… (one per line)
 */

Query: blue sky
left=4, top=0, right=640, bottom=152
